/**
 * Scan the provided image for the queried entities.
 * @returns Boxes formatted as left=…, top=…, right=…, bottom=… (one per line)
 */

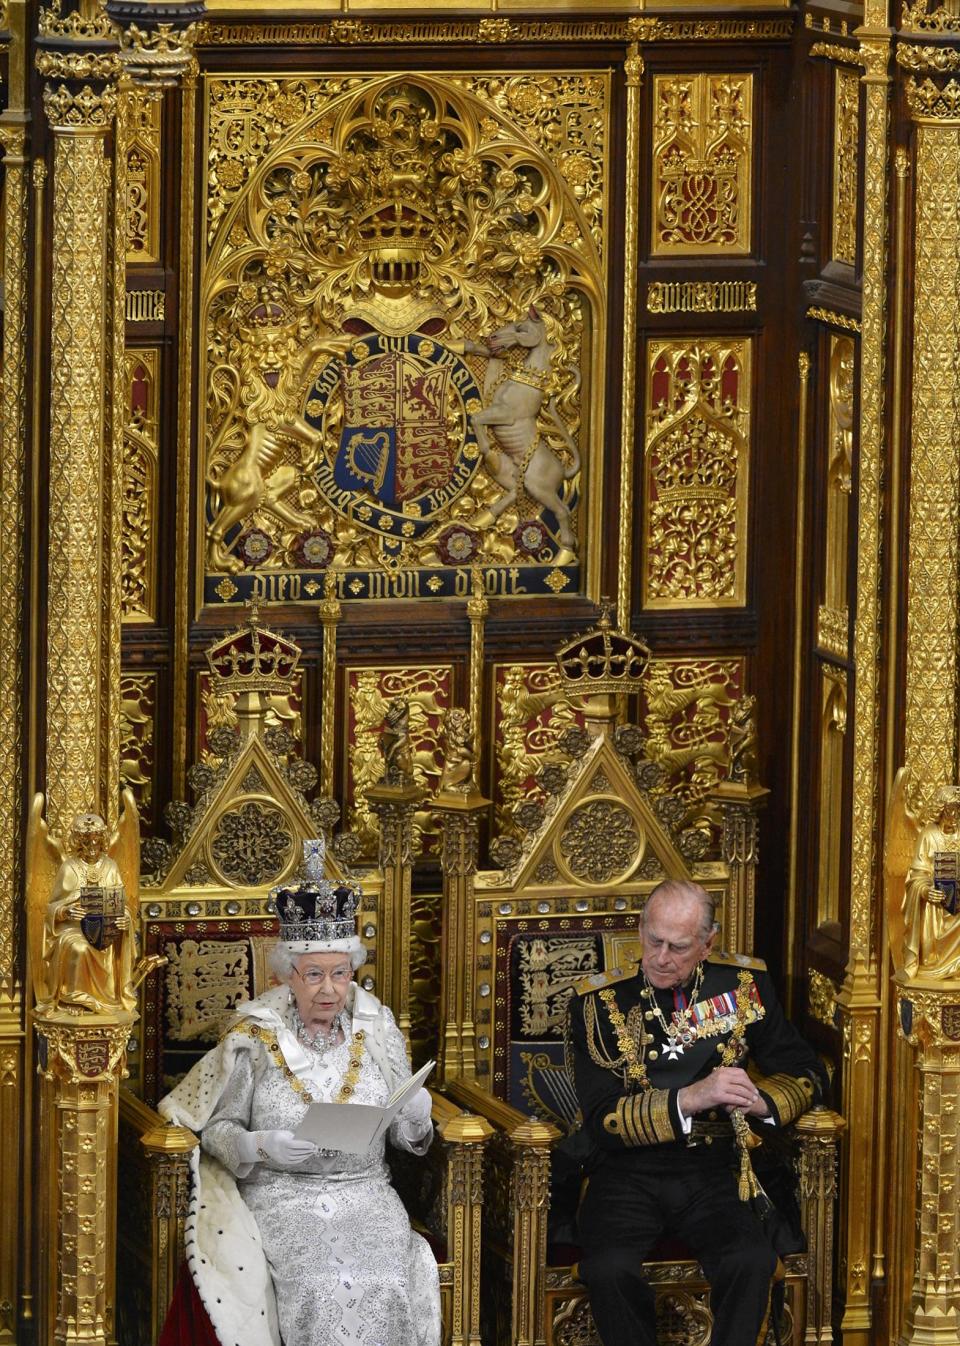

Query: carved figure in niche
left=381, top=698, right=415, bottom=786
left=438, top=707, right=478, bottom=796
left=459, top=310, right=581, bottom=562
left=886, top=770, right=960, bottom=979
left=27, top=790, right=164, bottom=1015
left=727, top=694, right=759, bottom=785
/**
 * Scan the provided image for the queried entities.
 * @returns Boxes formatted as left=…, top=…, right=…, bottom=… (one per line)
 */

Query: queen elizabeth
left=158, top=859, right=441, bottom=1346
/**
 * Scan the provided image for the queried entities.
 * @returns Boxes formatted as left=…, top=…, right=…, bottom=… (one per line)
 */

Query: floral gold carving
left=209, top=801, right=295, bottom=887
left=493, top=663, right=581, bottom=836
left=126, top=90, right=162, bottom=263
left=902, top=1, right=960, bottom=33
left=905, top=76, right=960, bottom=118
left=832, top=68, right=860, bottom=265
left=646, top=280, right=756, bottom=314
left=808, top=968, right=840, bottom=1027
left=119, top=674, right=156, bottom=826
left=897, top=43, right=960, bottom=72
left=806, top=306, right=862, bottom=333
left=347, top=666, right=451, bottom=857
left=904, top=124, right=960, bottom=822
left=46, top=93, right=120, bottom=833
left=199, top=74, right=607, bottom=602
left=557, top=799, right=642, bottom=885
left=43, top=82, right=118, bottom=128
left=809, top=41, right=865, bottom=67
left=0, top=127, right=28, bottom=998
left=39, top=0, right=113, bottom=40
left=652, top=73, right=752, bottom=256
left=643, top=340, right=751, bottom=606
left=122, top=350, right=159, bottom=622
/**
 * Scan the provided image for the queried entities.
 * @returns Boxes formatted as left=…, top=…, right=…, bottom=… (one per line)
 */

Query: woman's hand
left=239, top=1129, right=317, bottom=1166
left=397, top=1087, right=433, bottom=1127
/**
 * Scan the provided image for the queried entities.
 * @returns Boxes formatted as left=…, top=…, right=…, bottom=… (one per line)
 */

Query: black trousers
left=577, top=1146, right=778, bottom=1346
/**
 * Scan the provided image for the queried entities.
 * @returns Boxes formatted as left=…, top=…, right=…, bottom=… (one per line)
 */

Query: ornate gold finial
left=555, top=598, right=650, bottom=701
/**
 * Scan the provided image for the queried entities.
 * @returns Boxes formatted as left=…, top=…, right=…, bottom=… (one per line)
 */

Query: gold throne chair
left=433, top=609, right=844, bottom=1346
left=116, top=610, right=492, bottom=1345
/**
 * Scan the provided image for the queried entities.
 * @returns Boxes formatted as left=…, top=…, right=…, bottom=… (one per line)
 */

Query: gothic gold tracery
left=642, top=341, right=751, bottom=607
left=651, top=72, right=753, bottom=256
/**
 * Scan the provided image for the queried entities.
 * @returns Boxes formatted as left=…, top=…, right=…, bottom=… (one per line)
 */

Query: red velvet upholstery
left=158, top=1264, right=220, bottom=1346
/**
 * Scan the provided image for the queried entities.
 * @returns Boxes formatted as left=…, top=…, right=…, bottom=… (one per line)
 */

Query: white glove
left=236, top=1128, right=317, bottom=1167
left=397, top=1087, right=433, bottom=1128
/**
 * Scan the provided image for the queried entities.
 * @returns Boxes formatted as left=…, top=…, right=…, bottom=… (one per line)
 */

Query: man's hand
left=677, top=1067, right=769, bottom=1119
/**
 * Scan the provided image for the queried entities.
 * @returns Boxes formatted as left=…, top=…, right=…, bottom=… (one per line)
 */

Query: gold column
left=710, top=780, right=769, bottom=955
left=795, top=1108, right=846, bottom=1345
left=902, top=96, right=960, bottom=821
left=319, top=570, right=342, bottom=799
left=895, top=979, right=960, bottom=1343
left=43, top=74, right=122, bottom=834
left=0, top=116, right=28, bottom=1346
left=466, top=565, right=488, bottom=759
left=615, top=38, right=643, bottom=625
left=838, top=14, right=892, bottom=1339
left=365, top=779, right=423, bottom=1039
left=34, top=1014, right=134, bottom=1346
left=508, top=1118, right=560, bottom=1346
left=435, top=790, right=489, bottom=1084
left=438, top=1110, right=494, bottom=1346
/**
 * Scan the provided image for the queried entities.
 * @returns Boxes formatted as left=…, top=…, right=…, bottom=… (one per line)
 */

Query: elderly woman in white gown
left=159, top=868, right=440, bottom=1346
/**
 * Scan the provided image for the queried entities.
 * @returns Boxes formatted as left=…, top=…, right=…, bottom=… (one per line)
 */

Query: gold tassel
left=731, top=1107, right=762, bottom=1202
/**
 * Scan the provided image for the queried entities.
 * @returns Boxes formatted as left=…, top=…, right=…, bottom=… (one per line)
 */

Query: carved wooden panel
left=651, top=72, right=753, bottom=256
left=345, top=665, right=452, bottom=857
left=122, top=349, right=159, bottom=623
left=492, top=662, right=582, bottom=836
left=642, top=340, right=751, bottom=608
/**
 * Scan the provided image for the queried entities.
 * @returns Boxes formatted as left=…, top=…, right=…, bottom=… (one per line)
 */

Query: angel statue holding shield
left=885, top=770, right=960, bottom=980
left=28, top=790, right=163, bottom=1015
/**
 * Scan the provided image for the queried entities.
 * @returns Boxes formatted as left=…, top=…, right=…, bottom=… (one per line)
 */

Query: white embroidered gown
left=199, top=1001, right=441, bottom=1346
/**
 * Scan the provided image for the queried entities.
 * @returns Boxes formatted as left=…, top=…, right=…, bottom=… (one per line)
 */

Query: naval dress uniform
left=566, top=951, right=827, bottom=1346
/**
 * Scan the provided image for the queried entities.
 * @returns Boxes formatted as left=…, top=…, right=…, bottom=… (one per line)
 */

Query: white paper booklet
left=293, top=1059, right=435, bottom=1153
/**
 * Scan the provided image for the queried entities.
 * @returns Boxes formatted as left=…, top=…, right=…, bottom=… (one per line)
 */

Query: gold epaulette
left=708, top=949, right=767, bottom=971
left=574, top=963, right=638, bottom=996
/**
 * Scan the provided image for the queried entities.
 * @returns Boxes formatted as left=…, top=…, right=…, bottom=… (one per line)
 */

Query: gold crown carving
left=555, top=601, right=650, bottom=698
left=652, top=417, right=738, bottom=505
left=206, top=603, right=302, bottom=697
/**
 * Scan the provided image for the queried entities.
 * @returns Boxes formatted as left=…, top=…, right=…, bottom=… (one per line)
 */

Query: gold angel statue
left=27, top=790, right=164, bottom=1015
left=885, top=769, right=960, bottom=979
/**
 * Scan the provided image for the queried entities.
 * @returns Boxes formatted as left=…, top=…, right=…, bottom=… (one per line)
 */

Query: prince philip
left=567, top=879, right=827, bottom=1346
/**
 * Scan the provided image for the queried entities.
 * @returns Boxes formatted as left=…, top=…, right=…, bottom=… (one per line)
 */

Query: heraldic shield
left=335, top=349, right=454, bottom=508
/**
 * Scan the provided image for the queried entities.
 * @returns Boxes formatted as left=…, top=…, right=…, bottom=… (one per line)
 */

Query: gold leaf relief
left=125, top=90, right=162, bottom=263
left=493, top=663, right=581, bottom=836
left=643, top=340, right=751, bottom=607
left=652, top=73, right=752, bottom=256
left=200, top=74, right=607, bottom=590
left=832, top=68, right=860, bottom=266
left=642, top=658, right=743, bottom=816
left=122, top=350, right=159, bottom=622
left=197, top=670, right=303, bottom=765
left=346, top=666, right=451, bottom=857
left=119, top=673, right=156, bottom=825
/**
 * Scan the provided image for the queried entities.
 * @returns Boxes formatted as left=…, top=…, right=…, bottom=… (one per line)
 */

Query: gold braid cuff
left=754, top=1071, right=815, bottom=1125
left=603, top=1089, right=676, bottom=1146
left=230, top=1020, right=367, bottom=1106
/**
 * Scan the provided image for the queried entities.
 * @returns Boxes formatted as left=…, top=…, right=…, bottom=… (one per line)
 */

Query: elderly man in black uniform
left=567, top=879, right=827, bottom=1346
